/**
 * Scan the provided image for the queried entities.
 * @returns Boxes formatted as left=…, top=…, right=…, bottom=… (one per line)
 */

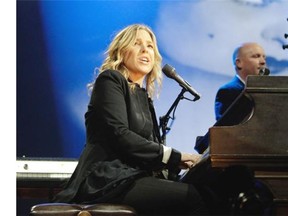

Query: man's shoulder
left=219, top=76, right=244, bottom=91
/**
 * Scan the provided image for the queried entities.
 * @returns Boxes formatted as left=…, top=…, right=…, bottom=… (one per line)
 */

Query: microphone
left=259, top=68, right=270, bottom=76
left=162, top=64, right=201, bottom=101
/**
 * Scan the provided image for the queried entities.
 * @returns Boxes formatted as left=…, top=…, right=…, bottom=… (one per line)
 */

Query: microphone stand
left=159, top=88, right=187, bottom=144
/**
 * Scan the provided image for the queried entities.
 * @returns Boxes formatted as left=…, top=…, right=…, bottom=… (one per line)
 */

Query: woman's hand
left=179, top=153, right=202, bottom=169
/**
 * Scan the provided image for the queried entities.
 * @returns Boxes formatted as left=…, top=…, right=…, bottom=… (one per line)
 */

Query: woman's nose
left=141, top=45, right=148, bottom=53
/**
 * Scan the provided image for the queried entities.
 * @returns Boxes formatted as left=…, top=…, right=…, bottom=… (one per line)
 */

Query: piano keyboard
left=16, top=157, right=78, bottom=180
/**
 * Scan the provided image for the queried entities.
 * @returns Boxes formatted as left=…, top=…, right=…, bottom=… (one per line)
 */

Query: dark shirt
left=214, top=75, right=245, bottom=121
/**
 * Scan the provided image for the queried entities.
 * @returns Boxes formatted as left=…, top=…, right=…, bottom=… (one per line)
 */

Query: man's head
left=232, top=42, right=266, bottom=82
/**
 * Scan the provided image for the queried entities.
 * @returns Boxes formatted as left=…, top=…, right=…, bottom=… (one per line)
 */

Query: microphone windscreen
left=259, top=68, right=270, bottom=76
left=162, top=64, right=175, bottom=78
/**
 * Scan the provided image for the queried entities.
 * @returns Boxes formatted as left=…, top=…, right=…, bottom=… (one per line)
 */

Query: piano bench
left=29, top=203, right=137, bottom=216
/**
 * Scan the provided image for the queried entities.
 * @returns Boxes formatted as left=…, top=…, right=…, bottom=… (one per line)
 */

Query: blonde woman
left=54, top=24, right=211, bottom=215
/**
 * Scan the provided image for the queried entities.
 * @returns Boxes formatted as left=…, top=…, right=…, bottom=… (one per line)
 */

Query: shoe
left=231, top=189, right=264, bottom=215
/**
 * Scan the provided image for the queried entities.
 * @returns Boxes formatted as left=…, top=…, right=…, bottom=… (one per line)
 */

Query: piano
left=17, top=157, right=78, bottom=201
left=196, top=75, right=288, bottom=215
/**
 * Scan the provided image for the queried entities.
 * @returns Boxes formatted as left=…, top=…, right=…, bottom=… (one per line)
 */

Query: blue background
left=17, top=0, right=288, bottom=159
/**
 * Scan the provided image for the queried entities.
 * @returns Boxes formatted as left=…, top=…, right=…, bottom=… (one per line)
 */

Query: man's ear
left=235, top=58, right=241, bottom=70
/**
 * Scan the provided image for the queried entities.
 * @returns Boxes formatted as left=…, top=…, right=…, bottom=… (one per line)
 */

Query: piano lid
left=209, top=76, right=288, bottom=169
left=195, top=76, right=288, bottom=154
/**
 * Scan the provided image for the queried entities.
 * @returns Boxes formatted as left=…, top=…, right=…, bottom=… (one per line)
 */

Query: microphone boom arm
left=159, top=88, right=187, bottom=144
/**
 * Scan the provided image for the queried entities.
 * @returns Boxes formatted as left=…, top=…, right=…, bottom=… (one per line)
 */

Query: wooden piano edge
left=272, top=199, right=288, bottom=216
left=17, top=187, right=62, bottom=201
left=17, top=178, right=68, bottom=201
left=210, top=155, right=288, bottom=170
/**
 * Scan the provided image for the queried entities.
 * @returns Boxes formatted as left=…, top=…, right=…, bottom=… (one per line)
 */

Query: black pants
left=121, top=176, right=210, bottom=216
left=180, top=163, right=274, bottom=215
left=119, top=164, right=273, bottom=216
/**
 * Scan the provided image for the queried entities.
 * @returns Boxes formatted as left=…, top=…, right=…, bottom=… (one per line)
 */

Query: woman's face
left=123, top=29, right=155, bottom=83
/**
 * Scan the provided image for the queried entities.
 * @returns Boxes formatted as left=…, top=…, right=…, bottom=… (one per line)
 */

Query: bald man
left=214, top=42, right=267, bottom=121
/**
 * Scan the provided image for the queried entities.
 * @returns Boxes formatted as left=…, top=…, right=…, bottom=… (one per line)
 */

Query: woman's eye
left=134, top=41, right=140, bottom=46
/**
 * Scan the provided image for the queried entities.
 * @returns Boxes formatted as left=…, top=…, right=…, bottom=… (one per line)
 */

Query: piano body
left=204, top=76, right=288, bottom=215
left=17, top=157, right=78, bottom=201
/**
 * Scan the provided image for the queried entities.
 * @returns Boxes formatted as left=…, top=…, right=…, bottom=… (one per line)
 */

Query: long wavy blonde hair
left=89, top=24, right=163, bottom=98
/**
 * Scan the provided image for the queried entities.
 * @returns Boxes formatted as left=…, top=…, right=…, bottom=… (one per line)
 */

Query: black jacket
left=53, top=70, right=181, bottom=204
